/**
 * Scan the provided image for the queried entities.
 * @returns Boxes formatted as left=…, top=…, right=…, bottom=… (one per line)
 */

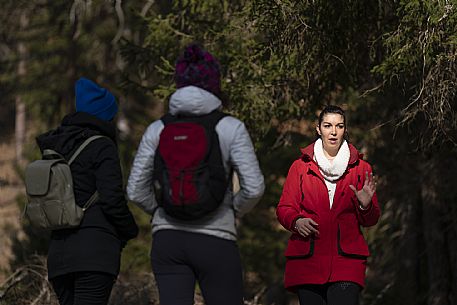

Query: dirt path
left=0, top=141, right=25, bottom=283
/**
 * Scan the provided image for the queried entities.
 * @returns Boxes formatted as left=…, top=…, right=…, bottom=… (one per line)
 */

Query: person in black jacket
left=36, top=77, right=139, bottom=305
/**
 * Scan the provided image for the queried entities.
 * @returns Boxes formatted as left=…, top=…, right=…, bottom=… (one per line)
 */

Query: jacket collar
left=36, top=112, right=116, bottom=156
left=300, top=141, right=362, bottom=166
left=169, top=86, right=222, bottom=116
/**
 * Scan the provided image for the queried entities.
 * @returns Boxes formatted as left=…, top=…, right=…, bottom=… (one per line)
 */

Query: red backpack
left=153, top=110, right=229, bottom=220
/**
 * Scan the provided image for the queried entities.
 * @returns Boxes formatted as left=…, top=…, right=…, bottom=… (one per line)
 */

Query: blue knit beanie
left=75, top=77, right=118, bottom=121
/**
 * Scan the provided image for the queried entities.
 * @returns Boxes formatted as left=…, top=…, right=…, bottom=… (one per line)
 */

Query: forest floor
left=0, top=140, right=25, bottom=283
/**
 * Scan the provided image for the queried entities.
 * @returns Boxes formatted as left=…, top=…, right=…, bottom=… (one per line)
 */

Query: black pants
left=297, top=282, right=361, bottom=305
left=50, top=271, right=116, bottom=305
left=151, top=230, right=244, bottom=305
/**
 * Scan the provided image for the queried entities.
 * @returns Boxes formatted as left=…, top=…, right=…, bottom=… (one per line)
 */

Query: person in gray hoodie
left=127, top=44, right=265, bottom=305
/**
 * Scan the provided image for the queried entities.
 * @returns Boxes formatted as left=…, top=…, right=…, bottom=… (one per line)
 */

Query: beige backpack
left=24, top=135, right=105, bottom=230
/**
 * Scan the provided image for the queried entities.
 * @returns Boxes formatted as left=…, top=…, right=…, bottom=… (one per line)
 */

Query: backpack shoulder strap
left=161, top=111, right=228, bottom=124
left=160, top=113, right=177, bottom=125
left=42, top=149, right=65, bottom=160
left=70, top=135, right=107, bottom=210
left=68, top=135, right=107, bottom=165
left=200, top=110, right=228, bottom=129
left=207, top=110, right=228, bottom=123
left=82, top=191, right=99, bottom=210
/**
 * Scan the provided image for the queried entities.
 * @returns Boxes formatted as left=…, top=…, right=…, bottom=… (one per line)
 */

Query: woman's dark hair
left=317, top=105, right=349, bottom=140
left=318, top=105, right=346, bottom=126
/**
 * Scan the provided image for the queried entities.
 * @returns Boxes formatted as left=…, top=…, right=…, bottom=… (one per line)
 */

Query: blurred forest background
left=0, top=1, right=456, bottom=305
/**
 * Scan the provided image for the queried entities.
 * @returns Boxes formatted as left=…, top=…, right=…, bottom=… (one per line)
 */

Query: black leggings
left=151, top=230, right=244, bottom=305
left=50, top=271, right=116, bottom=305
left=297, top=282, right=361, bottom=305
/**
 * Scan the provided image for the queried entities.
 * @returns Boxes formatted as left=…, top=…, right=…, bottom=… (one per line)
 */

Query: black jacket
left=36, top=112, right=138, bottom=278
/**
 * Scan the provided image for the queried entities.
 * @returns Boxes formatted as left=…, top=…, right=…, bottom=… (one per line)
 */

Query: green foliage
left=372, top=0, right=457, bottom=147
left=251, top=0, right=383, bottom=110
left=1, top=1, right=149, bottom=128
left=373, top=0, right=453, bottom=78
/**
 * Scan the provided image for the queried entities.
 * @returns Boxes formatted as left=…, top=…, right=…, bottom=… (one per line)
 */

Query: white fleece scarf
left=313, top=138, right=350, bottom=182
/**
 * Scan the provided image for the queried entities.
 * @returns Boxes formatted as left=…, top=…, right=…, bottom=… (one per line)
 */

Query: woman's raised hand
left=349, top=171, right=376, bottom=208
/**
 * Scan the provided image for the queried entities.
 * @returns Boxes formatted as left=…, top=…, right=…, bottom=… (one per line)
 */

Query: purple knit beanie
left=174, top=44, right=221, bottom=98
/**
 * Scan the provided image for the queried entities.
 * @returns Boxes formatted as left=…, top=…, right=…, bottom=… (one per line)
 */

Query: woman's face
left=316, top=113, right=346, bottom=156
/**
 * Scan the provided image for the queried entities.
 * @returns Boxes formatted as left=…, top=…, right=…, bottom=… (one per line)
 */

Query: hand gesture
left=349, top=171, right=376, bottom=208
left=294, top=218, right=319, bottom=237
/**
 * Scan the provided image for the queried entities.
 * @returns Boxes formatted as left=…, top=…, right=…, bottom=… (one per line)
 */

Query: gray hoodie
left=127, top=86, right=265, bottom=240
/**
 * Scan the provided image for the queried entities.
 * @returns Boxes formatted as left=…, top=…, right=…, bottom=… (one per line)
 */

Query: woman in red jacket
left=276, top=105, right=380, bottom=305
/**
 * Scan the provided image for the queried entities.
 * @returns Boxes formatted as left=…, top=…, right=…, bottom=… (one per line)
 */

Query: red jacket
left=276, top=142, right=381, bottom=289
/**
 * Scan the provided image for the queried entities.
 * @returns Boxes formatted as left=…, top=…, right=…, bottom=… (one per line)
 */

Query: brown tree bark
left=440, top=152, right=457, bottom=305
left=421, top=154, right=451, bottom=305
left=14, top=12, right=28, bottom=165
left=396, top=198, right=421, bottom=305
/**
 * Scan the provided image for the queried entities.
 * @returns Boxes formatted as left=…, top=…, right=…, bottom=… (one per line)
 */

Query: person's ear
left=316, top=125, right=321, bottom=136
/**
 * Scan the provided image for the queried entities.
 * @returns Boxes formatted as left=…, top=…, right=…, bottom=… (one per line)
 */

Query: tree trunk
left=14, top=100, right=25, bottom=164
left=421, top=154, right=451, bottom=305
left=397, top=198, right=421, bottom=305
left=15, top=12, right=28, bottom=165
left=446, top=219, right=457, bottom=305
left=387, top=152, right=423, bottom=305
left=441, top=151, right=457, bottom=305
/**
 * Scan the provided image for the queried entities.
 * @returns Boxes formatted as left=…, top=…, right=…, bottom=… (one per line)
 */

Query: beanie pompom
left=182, top=44, right=206, bottom=63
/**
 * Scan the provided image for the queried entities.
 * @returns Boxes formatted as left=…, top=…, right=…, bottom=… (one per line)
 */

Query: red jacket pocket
left=337, top=222, right=369, bottom=259
left=285, top=234, right=314, bottom=259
